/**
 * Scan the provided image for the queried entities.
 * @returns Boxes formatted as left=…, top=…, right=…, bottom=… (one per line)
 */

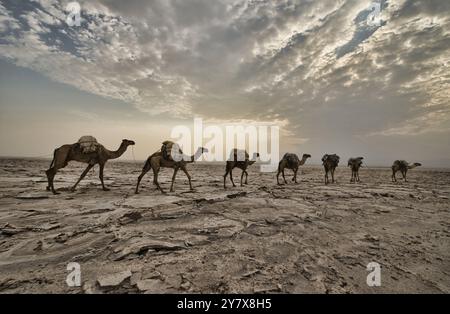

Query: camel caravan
left=45, top=136, right=422, bottom=194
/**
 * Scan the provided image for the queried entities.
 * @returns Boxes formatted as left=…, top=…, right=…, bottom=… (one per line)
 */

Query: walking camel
left=46, top=138, right=135, bottom=194
left=322, top=154, right=340, bottom=184
left=348, top=157, right=364, bottom=183
left=224, top=149, right=260, bottom=188
left=391, top=160, right=422, bottom=182
left=277, top=153, right=311, bottom=185
left=135, top=141, right=208, bottom=194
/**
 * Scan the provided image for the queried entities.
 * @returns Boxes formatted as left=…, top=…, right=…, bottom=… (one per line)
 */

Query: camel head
left=253, top=152, right=260, bottom=159
left=302, top=154, right=311, bottom=159
left=122, top=139, right=136, bottom=147
left=409, top=162, right=422, bottom=169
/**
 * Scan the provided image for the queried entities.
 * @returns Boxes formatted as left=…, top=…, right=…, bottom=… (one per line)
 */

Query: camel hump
left=161, top=141, right=183, bottom=161
left=78, top=136, right=99, bottom=154
left=348, top=157, right=363, bottom=166
left=323, top=154, right=340, bottom=164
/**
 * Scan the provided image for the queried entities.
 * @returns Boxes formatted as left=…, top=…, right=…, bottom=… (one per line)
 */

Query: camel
left=391, top=160, right=422, bottom=182
left=277, top=153, right=311, bottom=185
left=348, top=157, right=364, bottom=183
left=322, top=154, right=340, bottom=184
left=46, top=139, right=135, bottom=194
left=135, top=141, right=208, bottom=194
left=223, top=149, right=260, bottom=188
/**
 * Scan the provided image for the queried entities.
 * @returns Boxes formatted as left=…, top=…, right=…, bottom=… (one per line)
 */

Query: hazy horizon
left=1, top=0, right=449, bottom=167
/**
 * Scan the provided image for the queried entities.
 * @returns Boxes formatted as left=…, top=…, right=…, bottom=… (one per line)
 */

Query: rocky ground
left=0, top=158, right=449, bottom=294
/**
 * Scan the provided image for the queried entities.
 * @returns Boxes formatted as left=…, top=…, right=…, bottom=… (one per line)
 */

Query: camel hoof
left=103, top=188, right=111, bottom=191
left=52, top=191, right=60, bottom=195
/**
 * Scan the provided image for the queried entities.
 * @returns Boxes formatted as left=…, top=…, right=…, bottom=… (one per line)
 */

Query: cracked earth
left=0, top=159, right=449, bottom=293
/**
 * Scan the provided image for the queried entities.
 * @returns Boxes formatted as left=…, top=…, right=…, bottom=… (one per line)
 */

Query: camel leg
left=99, top=163, right=110, bottom=191
left=170, top=167, right=179, bottom=192
left=392, top=169, right=397, bottom=182
left=293, top=168, right=298, bottom=183
left=229, top=169, right=236, bottom=187
left=135, top=162, right=151, bottom=194
left=244, top=171, right=248, bottom=185
left=46, top=167, right=59, bottom=195
left=240, top=170, right=245, bottom=187
left=224, top=170, right=229, bottom=189
left=46, top=157, right=55, bottom=192
left=282, top=169, right=287, bottom=184
left=181, top=165, right=193, bottom=190
left=46, top=156, right=68, bottom=195
left=153, top=166, right=166, bottom=194
left=356, top=170, right=360, bottom=182
left=324, top=169, right=328, bottom=185
left=331, top=168, right=335, bottom=183
left=276, top=169, right=282, bottom=185
left=402, top=170, right=407, bottom=182
left=71, top=164, right=94, bottom=192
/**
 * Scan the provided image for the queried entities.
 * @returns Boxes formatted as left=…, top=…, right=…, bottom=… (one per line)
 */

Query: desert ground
left=0, top=158, right=448, bottom=294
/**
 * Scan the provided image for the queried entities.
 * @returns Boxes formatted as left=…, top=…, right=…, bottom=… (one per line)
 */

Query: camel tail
left=48, top=149, right=57, bottom=169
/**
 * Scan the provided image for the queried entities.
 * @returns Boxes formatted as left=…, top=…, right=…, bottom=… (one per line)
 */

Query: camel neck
left=106, top=143, right=127, bottom=160
left=186, top=149, right=202, bottom=163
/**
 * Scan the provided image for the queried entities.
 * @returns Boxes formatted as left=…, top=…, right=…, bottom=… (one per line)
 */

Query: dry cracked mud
left=0, top=158, right=449, bottom=293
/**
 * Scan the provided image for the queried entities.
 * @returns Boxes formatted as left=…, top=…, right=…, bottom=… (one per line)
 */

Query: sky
left=0, top=0, right=449, bottom=167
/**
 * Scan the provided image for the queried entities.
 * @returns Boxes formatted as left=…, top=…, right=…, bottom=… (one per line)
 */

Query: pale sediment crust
left=0, top=159, right=448, bottom=293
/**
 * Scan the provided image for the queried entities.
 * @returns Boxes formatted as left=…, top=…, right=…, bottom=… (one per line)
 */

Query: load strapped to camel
left=283, top=153, right=300, bottom=168
left=229, top=149, right=249, bottom=162
left=322, top=154, right=340, bottom=165
left=78, top=136, right=100, bottom=154
left=161, top=141, right=183, bottom=162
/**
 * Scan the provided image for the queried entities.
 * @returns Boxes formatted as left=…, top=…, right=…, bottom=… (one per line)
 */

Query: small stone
left=130, top=272, right=142, bottom=286
left=83, top=282, right=97, bottom=294
left=180, top=281, right=191, bottom=290
left=97, top=270, right=132, bottom=287
left=136, top=279, right=165, bottom=292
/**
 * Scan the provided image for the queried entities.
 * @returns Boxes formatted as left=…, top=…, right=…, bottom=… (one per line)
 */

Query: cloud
left=0, top=0, right=449, bottom=143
